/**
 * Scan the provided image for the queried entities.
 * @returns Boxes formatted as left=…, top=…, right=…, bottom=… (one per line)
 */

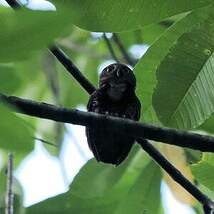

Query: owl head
left=99, top=63, right=136, bottom=101
left=99, top=63, right=136, bottom=88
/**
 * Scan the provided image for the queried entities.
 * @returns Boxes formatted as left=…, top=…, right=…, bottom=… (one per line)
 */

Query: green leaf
left=0, top=104, right=33, bottom=153
left=134, top=6, right=213, bottom=124
left=115, top=161, right=161, bottom=214
left=0, top=64, right=21, bottom=93
left=153, top=8, right=214, bottom=129
left=51, top=0, right=213, bottom=32
left=0, top=7, right=71, bottom=62
left=191, top=153, right=214, bottom=191
left=27, top=146, right=162, bottom=214
left=199, top=114, right=214, bottom=134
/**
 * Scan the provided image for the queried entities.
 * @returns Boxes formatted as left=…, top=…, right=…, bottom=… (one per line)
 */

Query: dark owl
left=86, top=63, right=141, bottom=165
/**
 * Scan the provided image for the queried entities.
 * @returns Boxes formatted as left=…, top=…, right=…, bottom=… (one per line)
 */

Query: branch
left=137, top=139, right=214, bottom=212
left=5, top=0, right=19, bottom=8
left=34, top=137, right=58, bottom=147
left=5, top=153, right=14, bottom=214
left=112, top=33, right=136, bottom=66
left=103, top=33, right=119, bottom=63
left=1, top=93, right=214, bottom=153
left=49, top=46, right=96, bottom=95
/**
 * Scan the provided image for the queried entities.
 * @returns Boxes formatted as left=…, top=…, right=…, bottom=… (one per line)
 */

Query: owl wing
left=86, top=90, right=103, bottom=161
left=124, top=95, right=141, bottom=121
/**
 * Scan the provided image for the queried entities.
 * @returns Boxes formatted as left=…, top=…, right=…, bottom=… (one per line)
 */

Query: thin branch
left=5, top=153, right=14, bottom=214
left=34, top=137, right=58, bottom=147
left=137, top=139, right=214, bottom=212
left=103, top=33, right=119, bottom=63
left=49, top=46, right=96, bottom=95
left=1, top=93, right=214, bottom=153
left=112, top=33, right=135, bottom=66
left=5, top=0, right=20, bottom=8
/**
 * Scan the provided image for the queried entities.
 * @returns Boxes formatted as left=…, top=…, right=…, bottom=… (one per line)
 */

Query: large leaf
left=51, top=0, right=213, bottom=32
left=191, top=153, right=214, bottom=191
left=27, top=146, right=161, bottom=213
left=134, top=6, right=213, bottom=124
left=0, top=7, right=71, bottom=62
left=0, top=104, right=33, bottom=153
left=0, top=64, right=21, bottom=93
left=115, top=161, right=161, bottom=214
left=153, top=8, right=214, bottom=129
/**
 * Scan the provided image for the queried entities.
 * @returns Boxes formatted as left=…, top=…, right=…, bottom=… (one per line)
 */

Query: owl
left=86, top=63, right=141, bottom=165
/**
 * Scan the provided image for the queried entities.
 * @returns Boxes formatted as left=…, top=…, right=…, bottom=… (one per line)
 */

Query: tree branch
left=49, top=46, right=96, bottom=95
left=103, top=33, right=119, bottom=63
left=5, top=0, right=19, bottom=8
left=5, top=153, right=14, bottom=214
left=137, top=139, right=214, bottom=212
left=112, top=33, right=136, bottom=66
left=1, top=93, right=214, bottom=153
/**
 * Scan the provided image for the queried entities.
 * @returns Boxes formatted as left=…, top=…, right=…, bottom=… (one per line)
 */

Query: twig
left=5, top=153, right=14, bottom=214
left=5, top=0, right=20, bottom=8
left=49, top=46, right=96, bottom=95
left=1, top=94, right=214, bottom=153
left=137, top=139, right=214, bottom=213
left=34, top=137, right=58, bottom=147
left=103, top=33, right=119, bottom=63
left=112, top=33, right=135, bottom=66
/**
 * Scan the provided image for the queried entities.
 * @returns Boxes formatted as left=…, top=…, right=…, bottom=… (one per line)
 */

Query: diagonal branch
left=103, top=33, right=119, bottom=63
left=1, top=93, right=214, bottom=153
left=137, top=138, right=214, bottom=213
left=112, top=33, right=136, bottom=66
left=49, top=46, right=96, bottom=95
left=5, top=0, right=19, bottom=8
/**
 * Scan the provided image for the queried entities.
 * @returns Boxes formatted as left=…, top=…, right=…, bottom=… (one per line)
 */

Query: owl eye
left=105, top=67, right=113, bottom=74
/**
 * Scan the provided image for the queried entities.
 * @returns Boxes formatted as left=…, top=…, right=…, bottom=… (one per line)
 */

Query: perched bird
left=86, top=63, right=141, bottom=165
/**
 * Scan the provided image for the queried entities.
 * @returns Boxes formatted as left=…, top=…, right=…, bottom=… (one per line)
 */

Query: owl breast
left=86, top=89, right=141, bottom=165
left=86, top=63, right=141, bottom=165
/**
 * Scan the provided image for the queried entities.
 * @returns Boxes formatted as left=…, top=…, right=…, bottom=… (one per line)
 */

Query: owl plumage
left=86, top=63, right=141, bottom=165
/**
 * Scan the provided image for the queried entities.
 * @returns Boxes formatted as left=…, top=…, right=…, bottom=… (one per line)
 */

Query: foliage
left=0, top=0, right=214, bottom=213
